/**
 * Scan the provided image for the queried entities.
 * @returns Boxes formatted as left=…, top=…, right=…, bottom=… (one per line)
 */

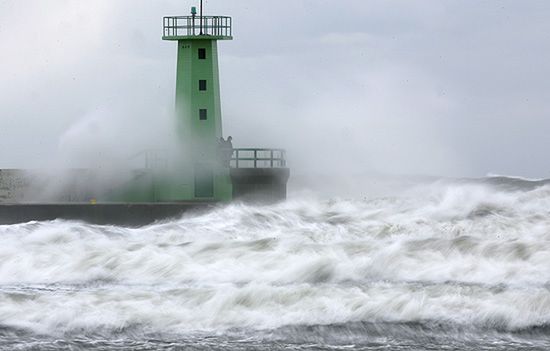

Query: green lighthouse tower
left=160, top=5, right=233, bottom=201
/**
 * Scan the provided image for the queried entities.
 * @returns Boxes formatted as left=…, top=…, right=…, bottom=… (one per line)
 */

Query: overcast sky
left=1, top=0, right=549, bottom=178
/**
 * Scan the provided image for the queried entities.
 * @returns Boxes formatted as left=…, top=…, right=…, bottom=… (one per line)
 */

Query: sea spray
left=1, top=179, right=550, bottom=349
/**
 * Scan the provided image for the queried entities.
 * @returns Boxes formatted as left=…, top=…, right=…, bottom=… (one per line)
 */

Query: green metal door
left=194, top=164, right=214, bottom=198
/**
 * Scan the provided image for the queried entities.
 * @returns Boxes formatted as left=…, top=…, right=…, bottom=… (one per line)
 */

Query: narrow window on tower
left=198, top=48, right=206, bottom=60
left=199, top=109, right=207, bottom=120
left=199, top=80, right=207, bottom=91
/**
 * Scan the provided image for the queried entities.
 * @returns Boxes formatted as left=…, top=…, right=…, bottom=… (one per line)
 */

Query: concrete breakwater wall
left=0, top=169, right=148, bottom=203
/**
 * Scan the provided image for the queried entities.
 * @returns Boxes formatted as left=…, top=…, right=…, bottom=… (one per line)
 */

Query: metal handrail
left=163, top=16, right=232, bottom=38
left=128, top=149, right=168, bottom=169
left=230, top=148, right=287, bottom=169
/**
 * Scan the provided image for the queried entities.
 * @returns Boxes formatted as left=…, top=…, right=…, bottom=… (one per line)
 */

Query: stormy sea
left=1, top=176, right=550, bottom=350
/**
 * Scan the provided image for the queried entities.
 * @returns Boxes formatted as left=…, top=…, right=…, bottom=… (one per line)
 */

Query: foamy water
left=1, top=179, right=550, bottom=349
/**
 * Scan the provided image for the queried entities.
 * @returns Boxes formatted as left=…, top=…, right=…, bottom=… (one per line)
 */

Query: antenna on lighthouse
left=199, top=0, right=203, bottom=35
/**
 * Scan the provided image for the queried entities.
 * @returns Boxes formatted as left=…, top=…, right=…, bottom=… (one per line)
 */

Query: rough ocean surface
left=1, top=177, right=550, bottom=350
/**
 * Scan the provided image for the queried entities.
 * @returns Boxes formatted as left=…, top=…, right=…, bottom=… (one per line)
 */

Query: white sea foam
left=1, top=181, right=550, bottom=334
left=486, top=173, right=545, bottom=182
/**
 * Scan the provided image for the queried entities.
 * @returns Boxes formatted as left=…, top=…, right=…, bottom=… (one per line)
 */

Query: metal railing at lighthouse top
left=163, top=16, right=232, bottom=39
left=230, top=149, right=287, bottom=169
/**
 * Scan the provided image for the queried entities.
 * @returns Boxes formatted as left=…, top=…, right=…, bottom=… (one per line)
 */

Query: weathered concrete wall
left=0, top=170, right=32, bottom=202
left=0, top=169, right=154, bottom=203
left=0, top=203, right=215, bottom=226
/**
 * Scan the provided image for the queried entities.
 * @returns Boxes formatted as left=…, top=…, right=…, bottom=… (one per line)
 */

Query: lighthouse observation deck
left=230, top=149, right=287, bottom=169
left=163, top=16, right=232, bottom=40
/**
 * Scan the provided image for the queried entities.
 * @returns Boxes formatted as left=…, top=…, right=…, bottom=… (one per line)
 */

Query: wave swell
left=1, top=180, right=550, bottom=336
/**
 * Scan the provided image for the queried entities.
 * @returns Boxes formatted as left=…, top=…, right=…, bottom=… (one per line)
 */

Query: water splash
left=1, top=179, right=550, bottom=345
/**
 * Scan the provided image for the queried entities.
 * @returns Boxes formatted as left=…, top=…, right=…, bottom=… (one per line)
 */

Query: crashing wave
left=1, top=181, right=550, bottom=336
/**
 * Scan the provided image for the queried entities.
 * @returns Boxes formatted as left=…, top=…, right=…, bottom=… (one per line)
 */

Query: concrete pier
left=0, top=203, right=215, bottom=226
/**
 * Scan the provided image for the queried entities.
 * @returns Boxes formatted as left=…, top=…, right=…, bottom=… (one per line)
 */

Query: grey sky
left=1, top=1, right=549, bottom=178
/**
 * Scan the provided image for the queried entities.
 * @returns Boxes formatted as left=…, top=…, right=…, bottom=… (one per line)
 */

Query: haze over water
left=1, top=177, right=550, bottom=350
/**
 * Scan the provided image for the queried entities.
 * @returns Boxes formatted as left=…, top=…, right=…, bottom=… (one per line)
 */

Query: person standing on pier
left=219, top=136, right=233, bottom=167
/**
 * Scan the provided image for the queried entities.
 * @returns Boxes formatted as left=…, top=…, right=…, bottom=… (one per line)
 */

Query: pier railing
left=128, top=149, right=168, bottom=170
left=163, top=16, right=232, bottom=39
left=230, top=148, right=287, bottom=169
left=129, top=148, right=286, bottom=169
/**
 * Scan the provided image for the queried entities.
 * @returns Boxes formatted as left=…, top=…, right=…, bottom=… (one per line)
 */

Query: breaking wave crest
left=1, top=179, right=550, bottom=338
